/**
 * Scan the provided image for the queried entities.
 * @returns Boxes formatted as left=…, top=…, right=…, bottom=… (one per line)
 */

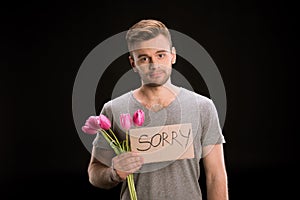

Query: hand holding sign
left=112, top=152, right=144, bottom=180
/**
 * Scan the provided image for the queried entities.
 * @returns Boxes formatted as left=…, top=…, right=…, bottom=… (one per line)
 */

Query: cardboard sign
left=129, top=123, right=194, bottom=163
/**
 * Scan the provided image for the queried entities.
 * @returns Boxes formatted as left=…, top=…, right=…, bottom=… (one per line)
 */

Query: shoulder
left=179, top=88, right=218, bottom=118
left=180, top=88, right=213, bottom=107
left=102, top=91, right=132, bottom=113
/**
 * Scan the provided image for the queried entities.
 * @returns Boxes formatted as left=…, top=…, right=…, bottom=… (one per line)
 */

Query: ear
left=129, top=55, right=137, bottom=72
left=171, top=47, right=176, bottom=64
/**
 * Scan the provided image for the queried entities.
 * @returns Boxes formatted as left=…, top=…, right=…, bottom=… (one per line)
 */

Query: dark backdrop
left=1, top=1, right=298, bottom=199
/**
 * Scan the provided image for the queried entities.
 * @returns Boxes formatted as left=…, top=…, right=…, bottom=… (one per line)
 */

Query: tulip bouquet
left=81, top=109, right=145, bottom=200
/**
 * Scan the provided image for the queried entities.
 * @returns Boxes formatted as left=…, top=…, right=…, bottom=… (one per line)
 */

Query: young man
left=88, top=19, right=229, bottom=200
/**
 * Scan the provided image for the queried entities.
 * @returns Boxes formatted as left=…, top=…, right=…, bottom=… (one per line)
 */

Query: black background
left=1, top=1, right=298, bottom=199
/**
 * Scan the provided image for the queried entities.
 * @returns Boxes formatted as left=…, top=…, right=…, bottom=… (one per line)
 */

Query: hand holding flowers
left=82, top=109, right=145, bottom=200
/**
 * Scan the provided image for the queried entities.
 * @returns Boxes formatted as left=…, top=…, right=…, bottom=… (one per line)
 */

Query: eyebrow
left=137, top=50, right=170, bottom=58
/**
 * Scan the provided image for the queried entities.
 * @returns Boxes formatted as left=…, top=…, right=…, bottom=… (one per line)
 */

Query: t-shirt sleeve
left=200, top=99, right=225, bottom=147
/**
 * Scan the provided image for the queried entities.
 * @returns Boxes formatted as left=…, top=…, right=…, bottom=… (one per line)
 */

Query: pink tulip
left=120, top=113, right=132, bottom=131
left=99, top=114, right=111, bottom=130
left=81, top=116, right=100, bottom=134
left=81, top=125, right=98, bottom=134
left=133, top=109, right=145, bottom=127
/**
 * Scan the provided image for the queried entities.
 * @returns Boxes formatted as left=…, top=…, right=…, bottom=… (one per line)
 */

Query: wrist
left=110, top=166, right=124, bottom=183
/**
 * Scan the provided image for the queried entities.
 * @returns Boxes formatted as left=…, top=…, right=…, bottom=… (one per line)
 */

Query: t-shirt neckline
left=130, top=87, right=183, bottom=113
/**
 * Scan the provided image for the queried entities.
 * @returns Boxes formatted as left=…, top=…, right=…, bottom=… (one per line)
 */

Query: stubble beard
left=143, top=69, right=171, bottom=87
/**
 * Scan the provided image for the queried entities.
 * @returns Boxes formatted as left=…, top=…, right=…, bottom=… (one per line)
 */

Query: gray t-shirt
left=92, top=87, right=225, bottom=200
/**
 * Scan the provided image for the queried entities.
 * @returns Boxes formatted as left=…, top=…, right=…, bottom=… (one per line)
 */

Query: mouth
left=149, top=71, right=164, bottom=78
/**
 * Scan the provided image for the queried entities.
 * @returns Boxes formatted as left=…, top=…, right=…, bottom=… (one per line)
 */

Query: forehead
left=130, top=34, right=171, bottom=53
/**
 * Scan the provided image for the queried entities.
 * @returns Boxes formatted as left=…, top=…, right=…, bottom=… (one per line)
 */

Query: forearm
left=206, top=174, right=229, bottom=200
left=88, top=161, right=123, bottom=189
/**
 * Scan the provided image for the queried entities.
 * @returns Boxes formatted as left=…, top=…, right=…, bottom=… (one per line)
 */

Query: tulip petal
left=120, top=113, right=132, bottom=131
left=82, top=125, right=98, bottom=134
left=99, top=114, right=111, bottom=130
left=86, top=116, right=101, bottom=130
left=133, top=109, right=145, bottom=126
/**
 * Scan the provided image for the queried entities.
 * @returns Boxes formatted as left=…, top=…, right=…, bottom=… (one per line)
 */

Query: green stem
left=101, top=130, right=137, bottom=199
left=100, top=130, right=114, bottom=145
left=126, top=131, right=129, bottom=151
left=122, top=140, right=126, bottom=151
left=100, top=130, right=121, bottom=154
left=108, top=128, right=122, bottom=147
left=127, top=174, right=137, bottom=200
left=100, top=130, right=113, bottom=141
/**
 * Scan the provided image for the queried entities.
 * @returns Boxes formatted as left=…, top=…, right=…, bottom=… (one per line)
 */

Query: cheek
left=136, top=67, right=148, bottom=75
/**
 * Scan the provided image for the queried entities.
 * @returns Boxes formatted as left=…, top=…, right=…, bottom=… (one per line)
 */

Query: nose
left=149, top=57, right=159, bottom=70
left=149, top=62, right=156, bottom=70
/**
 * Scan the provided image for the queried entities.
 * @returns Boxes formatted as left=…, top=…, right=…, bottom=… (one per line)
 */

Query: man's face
left=129, top=34, right=176, bottom=87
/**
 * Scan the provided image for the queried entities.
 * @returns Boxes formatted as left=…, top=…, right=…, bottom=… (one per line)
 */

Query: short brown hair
left=125, top=19, right=173, bottom=51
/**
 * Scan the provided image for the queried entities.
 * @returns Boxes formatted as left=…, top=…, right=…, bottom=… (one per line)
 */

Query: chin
left=144, top=82, right=161, bottom=87
left=143, top=75, right=170, bottom=87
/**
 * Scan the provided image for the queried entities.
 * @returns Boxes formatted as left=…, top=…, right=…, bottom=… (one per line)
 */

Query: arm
left=203, top=143, right=229, bottom=200
left=87, top=148, right=122, bottom=189
left=87, top=147, right=144, bottom=189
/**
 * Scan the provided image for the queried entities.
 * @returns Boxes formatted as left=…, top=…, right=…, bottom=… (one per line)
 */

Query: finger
left=115, top=152, right=140, bottom=161
left=113, top=156, right=144, bottom=171
left=115, top=159, right=143, bottom=171
left=123, top=158, right=143, bottom=170
left=127, top=165, right=143, bottom=174
left=120, top=161, right=143, bottom=173
left=114, top=152, right=143, bottom=165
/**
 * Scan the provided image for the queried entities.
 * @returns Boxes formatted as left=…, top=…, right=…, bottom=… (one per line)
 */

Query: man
left=88, top=19, right=229, bottom=200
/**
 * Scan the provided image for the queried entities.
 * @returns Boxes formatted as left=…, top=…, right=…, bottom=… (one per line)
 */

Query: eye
left=157, top=53, right=166, bottom=59
left=139, top=57, right=149, bottom=62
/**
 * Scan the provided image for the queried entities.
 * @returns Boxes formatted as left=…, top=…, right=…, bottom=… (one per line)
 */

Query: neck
left=141, top=78, right=179, bottom=97
left=133, top=79, right=180, bottom=111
